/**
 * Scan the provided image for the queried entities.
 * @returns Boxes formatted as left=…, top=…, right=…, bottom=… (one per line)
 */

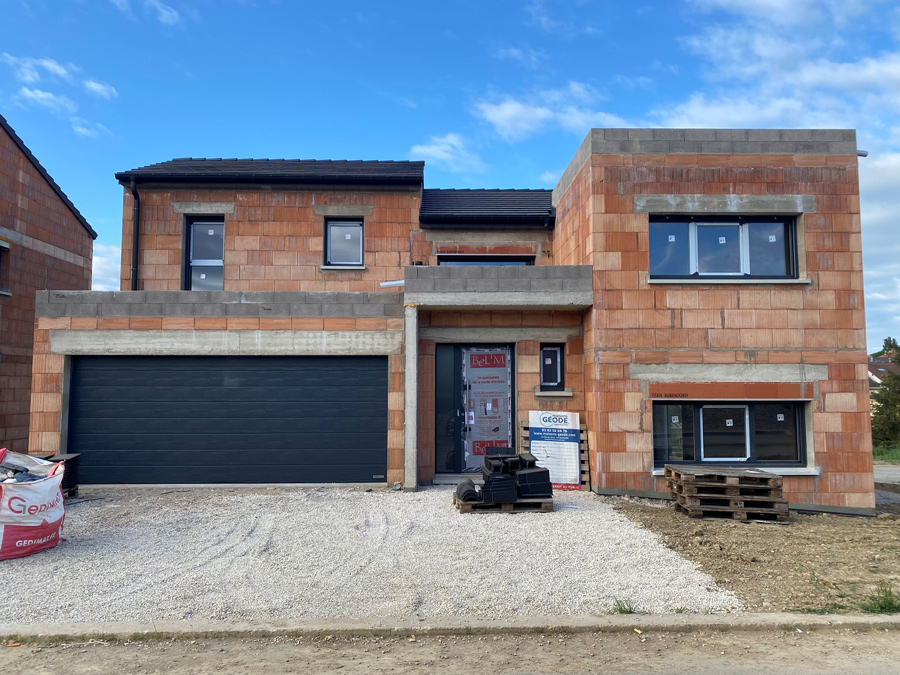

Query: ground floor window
left=652, top=401, right=804, bottom=466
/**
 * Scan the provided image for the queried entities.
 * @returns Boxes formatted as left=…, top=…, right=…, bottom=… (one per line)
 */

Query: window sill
left=651, top=467, right=819, bottom=477
left=0, top=288, right=11, bottom=297
left=320, top=265, right=367, bottom=271
left=534, top=387, right=574, bottom=399
left=647, top=276, right=812, bottom=285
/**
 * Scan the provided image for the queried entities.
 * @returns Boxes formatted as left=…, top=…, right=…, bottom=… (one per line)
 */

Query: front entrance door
left=434, top=345, right=514, bottom=474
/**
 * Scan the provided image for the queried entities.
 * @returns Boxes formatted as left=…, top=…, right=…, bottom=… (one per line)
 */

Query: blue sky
left=1, top=0, right=899, bottom=352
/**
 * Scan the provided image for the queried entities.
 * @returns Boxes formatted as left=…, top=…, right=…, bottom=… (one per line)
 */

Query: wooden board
left=452, top=492, right=554, bottom=513
left=664, top=465, right=783, bottom=488
left=673, top=502, right=790, bottom=523
left=670, top=482, right=783, bottom=498
left=673, top=493, right=788, bottom=511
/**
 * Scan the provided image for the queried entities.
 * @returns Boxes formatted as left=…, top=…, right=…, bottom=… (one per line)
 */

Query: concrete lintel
left=48, top=329, right=403, bottom=356
left=171, top=202, right=235, bottom=215
left=405, top=291, right=593, bottom=310
left=420, top=326, right=582, bottom=343
left=313, top=205, right=374, bottom=217
left=634, top=194, right=817, bottom=215
left=403, top=305, right=418, bottom=491
left=628, top=363, right=829, bottom=383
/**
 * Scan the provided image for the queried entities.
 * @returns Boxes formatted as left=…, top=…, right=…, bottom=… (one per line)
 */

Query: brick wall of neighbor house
left=552, top=129, right=873, bottom=511
left=120, top=189, right=420, bottom=292
left=0, top=124, right=93, bottom=452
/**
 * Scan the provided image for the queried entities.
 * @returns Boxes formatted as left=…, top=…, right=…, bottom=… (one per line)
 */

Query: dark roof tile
left=116, top=158, right=424, bottom=186
left=420, top=189, right=555, bottom=227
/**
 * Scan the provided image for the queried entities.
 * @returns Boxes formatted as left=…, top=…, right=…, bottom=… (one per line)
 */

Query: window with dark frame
left=539, top=344, right=565, bottom=391
left=652, top=401, right=804, bottom=466
left=649, top=215, right=797, bottom=279
left=187, top=218, right=225, bottom=291
left=325, top=219, right=364, bottom=266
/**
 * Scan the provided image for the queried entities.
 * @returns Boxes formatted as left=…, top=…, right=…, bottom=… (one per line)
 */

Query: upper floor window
left=325, top=220, right=364, bottom=266
left=649, top=215, right=797, bottom=279
left=187, top=218, right=224, bottom=290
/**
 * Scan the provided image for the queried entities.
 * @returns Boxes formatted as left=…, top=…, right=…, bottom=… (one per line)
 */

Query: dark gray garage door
left=67, top=355, right=388, bottom=484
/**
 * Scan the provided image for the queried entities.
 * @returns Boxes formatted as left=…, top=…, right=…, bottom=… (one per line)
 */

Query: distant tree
left=872, top=337, right=900, bottom=447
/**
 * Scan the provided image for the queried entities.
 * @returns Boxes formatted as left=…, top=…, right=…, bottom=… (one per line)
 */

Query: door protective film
left=461, top=347, right=512, bottom=472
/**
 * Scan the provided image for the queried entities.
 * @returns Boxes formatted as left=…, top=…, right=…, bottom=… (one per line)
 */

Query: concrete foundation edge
left=1, top=613, right=898, bottom=643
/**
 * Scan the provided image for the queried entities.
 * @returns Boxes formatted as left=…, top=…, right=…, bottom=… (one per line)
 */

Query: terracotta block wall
left=0, top=124, right=93, bottom=452
left=29, top=317, right=406, bottom=482
left=120, top=189, right=419, bottom=292
left=415, top=310, right=585, bottom=482
left=554, top=147, right=873, bottom=511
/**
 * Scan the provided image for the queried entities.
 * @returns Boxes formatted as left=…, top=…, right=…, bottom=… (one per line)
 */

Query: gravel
left=0, top=487, right=741, bottom=624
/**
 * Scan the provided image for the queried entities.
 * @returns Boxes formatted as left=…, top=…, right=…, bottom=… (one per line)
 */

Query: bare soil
left=4, top=628, right=899, bottom=674
left=613, top=497, right=900, bottom=614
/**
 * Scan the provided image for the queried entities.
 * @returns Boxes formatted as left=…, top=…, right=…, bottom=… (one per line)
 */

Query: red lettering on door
left=469, top=354, right=506, bottom=368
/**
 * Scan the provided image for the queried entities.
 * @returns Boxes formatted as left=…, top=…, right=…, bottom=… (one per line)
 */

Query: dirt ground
left=4, top=628, right=899, bottom=674
left=613, top=495, right=900, bottom=614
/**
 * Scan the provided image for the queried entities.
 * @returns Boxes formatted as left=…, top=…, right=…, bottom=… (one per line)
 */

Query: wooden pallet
left=670, top=482, right=782, bottom=498
left=452, top=492, right=554, bottom=513
left=664, top=465, right=783, bottom=488
left=519, top=422, right=590, bottom=491
left=673, top=502, right=790, bottom=523
left=673, top=493, right=788, bottom=511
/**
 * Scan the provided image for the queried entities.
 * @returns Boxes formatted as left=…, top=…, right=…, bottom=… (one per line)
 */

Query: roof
left=116, top=158, right=425, bottom=187
left=869, top=361, right=900, bottom=385
left=0, top=113, right=97, bottom=239
left=420, top=189, right=555, bottom=227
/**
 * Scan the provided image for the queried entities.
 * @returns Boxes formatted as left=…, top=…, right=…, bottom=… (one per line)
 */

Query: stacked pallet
left=664, top=466, right=790, bottom=524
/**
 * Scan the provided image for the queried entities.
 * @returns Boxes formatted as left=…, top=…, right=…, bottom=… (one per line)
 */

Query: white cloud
left=70, top=117, right=110, bottom=138
left=108, top=0, right=130, bottom=10
left=83, top=79, right=118, bottom=99
left=1, top=54, right=77, bottom=84
left=494, top=47, right=546, bottom=69
left=474, top=82, right=627, bottom=141
left=17, top=87, right=78, bottom=114
left=145, top=0, right=181, bottom=25
left=539, top=170, right=561, bottom=185
left=409, top=133, right=486, bottom=174
left=91, top=243, right=122, bottom=291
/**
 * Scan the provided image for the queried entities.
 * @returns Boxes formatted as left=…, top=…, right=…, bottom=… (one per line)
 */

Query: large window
left=653, top=401, right=804, bottom=466
left=187, top=218, right=224, bottom=290
left=649, top=216, right=797, bottom=279
left=325, top=220, right=364, bottom=266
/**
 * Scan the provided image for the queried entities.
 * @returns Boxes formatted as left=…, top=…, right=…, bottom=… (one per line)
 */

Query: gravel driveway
left=0, top=487, right=740, bottom=623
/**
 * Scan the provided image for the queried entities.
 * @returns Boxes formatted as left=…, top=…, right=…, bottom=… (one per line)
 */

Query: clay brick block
left=129, top=318, right=163, bottom=330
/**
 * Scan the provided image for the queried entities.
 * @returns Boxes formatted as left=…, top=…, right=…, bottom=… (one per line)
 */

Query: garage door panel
left=68, top=355, right=389, bottom=484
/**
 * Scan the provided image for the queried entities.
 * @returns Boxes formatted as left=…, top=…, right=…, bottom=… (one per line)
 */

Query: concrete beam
left=404, top=291, right=593, bottom=310
left=313, top=205, right=374, bottom=217
left=403, top=305, right=418, bottom=491
left=420, top=326, right=582, bottom=342
left=48, top=329, right=403, bottom=356
left=628, top=363, right=829, bottom=383
left=633, top=194, right=817, bottom=215
left=171, top=202, right=235, bottom=214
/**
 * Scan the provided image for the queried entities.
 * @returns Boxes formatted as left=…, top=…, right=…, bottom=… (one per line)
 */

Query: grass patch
left=612, top=599, right=637, bottom=614
left=860, top=581, right=900, bottom=614
left=873, top=445, right=900, bottom=464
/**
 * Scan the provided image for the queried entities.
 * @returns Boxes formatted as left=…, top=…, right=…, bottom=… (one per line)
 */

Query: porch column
left=403, top=303, right=418, bottom=490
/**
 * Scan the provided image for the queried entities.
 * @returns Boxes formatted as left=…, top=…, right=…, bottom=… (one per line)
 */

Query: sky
left=1, top=0, right=899, bottom=353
